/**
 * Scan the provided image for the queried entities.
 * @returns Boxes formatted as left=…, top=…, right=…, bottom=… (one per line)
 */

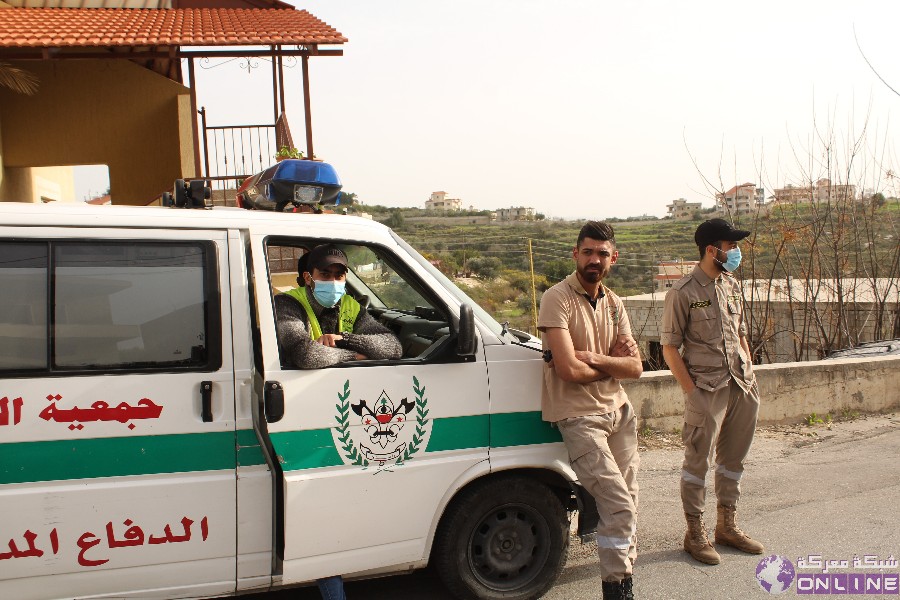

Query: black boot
left=602, top=578, right=634, bottom=600
left=602, top=580, right=623, bottom=600
left=622, top=577, right=634, bottom=600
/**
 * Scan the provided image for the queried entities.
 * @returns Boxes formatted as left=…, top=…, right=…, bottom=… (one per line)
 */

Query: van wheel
left=433, top=476, right=569, bottom=600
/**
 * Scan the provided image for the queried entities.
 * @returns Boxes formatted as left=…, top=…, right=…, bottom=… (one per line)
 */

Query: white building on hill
left=425, top=191, right=462, bottom=211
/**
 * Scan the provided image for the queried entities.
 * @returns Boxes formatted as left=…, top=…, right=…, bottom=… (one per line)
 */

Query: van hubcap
left=468, top=504, right=551, bottom=590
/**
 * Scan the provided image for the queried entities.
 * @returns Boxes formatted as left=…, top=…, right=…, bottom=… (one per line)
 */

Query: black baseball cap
left=303, top=244, right=348, bottom=273
left=694, top=218, right=751, bottom=248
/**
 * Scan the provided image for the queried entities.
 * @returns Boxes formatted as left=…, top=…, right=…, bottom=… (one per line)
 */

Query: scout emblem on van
left=332, top=377, right=431, bottom=471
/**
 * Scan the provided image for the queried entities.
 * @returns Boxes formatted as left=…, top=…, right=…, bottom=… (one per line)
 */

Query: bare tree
left=686, top=107, right=900, bottom=363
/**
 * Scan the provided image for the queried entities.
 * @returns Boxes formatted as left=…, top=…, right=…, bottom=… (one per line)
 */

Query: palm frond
left=0, top=62, right=39, bottom=95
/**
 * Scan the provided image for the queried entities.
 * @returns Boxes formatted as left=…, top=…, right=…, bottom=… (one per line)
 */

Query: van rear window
left=0, top=240, right=220, bottom=374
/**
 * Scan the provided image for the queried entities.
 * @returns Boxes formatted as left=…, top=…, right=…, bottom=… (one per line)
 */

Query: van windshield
left=391, top=231, right=509, bottom=340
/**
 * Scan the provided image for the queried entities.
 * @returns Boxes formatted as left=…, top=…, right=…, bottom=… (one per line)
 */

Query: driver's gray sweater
left=274, top=287, right=402, bottom=369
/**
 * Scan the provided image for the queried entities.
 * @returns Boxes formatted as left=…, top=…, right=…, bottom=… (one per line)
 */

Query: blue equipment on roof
left=236, top=159, right=343, bottom=212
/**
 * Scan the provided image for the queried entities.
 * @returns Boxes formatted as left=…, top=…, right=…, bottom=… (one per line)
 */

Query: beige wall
left=629, top=356, right=900, bottom=430
left=0, top=166, right=31, bottom=202
left=0, top=59, right=196, bottom=205
left=32, top=166, right=76, bottom=203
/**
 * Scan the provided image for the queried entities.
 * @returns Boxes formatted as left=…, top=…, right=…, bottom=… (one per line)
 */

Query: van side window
left=266, top=239, right=453, bottom=362
left=0, top=243, right=49, bottom=370
left=0, top=240, right=221, bottom=374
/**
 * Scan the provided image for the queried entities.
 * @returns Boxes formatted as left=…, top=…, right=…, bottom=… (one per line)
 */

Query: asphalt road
left=247, top=412, right=900, bottom=600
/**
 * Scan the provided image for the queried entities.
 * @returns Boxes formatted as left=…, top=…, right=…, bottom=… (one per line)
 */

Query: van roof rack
left=162, top=179, right=212, bottom=209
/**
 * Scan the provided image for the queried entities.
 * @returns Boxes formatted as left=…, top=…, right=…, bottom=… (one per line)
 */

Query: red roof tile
left=0, top=8, right=346, bottom=48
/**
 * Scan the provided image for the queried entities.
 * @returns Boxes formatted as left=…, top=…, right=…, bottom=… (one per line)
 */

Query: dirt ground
left=637, top=409, right=894, bottom=451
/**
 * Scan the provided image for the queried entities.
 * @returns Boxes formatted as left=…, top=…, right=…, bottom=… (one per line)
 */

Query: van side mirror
left=457, top=304, right=477, bottom=360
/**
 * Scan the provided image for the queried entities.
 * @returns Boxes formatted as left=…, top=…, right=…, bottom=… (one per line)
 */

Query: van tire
left=433, top=475, right=569, bottom=600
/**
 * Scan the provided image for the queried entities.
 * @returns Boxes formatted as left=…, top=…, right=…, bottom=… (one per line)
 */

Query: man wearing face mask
left=275, top=244, right=402, bottom=370
left=660, top=218, right=764, bottom=566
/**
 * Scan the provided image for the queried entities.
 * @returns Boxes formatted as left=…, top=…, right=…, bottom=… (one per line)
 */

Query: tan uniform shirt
left=660, top=265, right=754, bottom=393
left=538, top=273, right=632, bottom=422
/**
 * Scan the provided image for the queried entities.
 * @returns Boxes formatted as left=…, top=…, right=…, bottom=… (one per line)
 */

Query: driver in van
left=275, top=244, right=402, bottom=599
left=275, top=244, right=402, bottom=369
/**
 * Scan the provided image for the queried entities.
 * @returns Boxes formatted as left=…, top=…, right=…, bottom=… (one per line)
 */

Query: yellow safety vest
left=283, top=287, right=360, bottom=340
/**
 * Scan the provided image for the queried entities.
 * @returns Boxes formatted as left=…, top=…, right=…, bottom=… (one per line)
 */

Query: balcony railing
left=199, top=109, right=296, bottom=205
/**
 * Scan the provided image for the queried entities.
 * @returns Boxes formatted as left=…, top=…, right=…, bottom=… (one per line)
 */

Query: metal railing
left=199, top=108, right=298, bottom=205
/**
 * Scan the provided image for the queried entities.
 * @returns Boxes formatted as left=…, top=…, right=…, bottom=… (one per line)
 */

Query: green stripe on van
left=236, top=428, right=267, bottom=467
left=490, top=411, right=562, bottom=447
left=426, top=414, right=489, bottom=452
left=270, top=428, right=343, bottom=471
left=273, top=413, right=557, bottom=472
left=0, top=432, right=236, bottom=485
left=273, top=415, right=493, bottom=472
left=1, top=411, right=562, bottom=483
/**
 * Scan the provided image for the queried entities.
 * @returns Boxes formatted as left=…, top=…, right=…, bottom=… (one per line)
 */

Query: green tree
left=385, top=208, right=405, bottom=230
left=468, top=256, right=502, bottom=279
left=542, top=258, right=572, bottom=281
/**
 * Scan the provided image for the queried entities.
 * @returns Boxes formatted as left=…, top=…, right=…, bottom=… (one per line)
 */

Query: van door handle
left=265, top=381, right=284, bottom=423
left=200, top=381, right=213, bottom=422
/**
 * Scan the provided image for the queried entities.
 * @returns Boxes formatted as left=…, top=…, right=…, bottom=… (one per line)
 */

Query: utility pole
left=528, top=238, right=538, bottom=335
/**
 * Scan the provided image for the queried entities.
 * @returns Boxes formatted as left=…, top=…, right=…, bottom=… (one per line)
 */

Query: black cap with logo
left=302, top=244, right=348, bottom=274
left=694, top=218, right=751, bottom=249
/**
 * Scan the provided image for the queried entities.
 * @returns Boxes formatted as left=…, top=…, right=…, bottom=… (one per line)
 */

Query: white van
left=0, top=202, right=596, bottom=600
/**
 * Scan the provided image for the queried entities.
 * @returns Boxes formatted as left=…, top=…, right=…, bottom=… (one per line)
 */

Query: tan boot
left=684, top=513, right=721, bottom=565
left=715, top=504, right=765, bottom=554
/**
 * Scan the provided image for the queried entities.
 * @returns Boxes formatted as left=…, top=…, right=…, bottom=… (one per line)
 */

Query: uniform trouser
left=557, top=401, right=640, bottom=582
left=681, top=380, right=760, bottom=516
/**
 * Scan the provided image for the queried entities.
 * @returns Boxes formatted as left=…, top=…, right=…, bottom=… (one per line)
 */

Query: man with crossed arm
left=538, top=221, right=642, bottom=600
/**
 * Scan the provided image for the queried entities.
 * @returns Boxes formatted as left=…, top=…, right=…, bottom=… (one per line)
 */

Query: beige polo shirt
left=538, top=273, right=632, bottom=422
left=660, top=265, right=754, bottom=393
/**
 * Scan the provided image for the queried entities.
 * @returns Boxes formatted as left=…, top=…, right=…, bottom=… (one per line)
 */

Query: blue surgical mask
left=312, top=280, right=346, bottom=307
left=715, top=246, right=743, bottom=272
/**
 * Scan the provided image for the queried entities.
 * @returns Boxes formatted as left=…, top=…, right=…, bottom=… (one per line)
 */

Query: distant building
left=624, top=277, right=900, bottom=364
left=716, top=183, right=764, bottom=215
left=496, top=206, right=535, bottom=222
left=425, top=191, right=462, bottom=211
left=666, top=198, right=702, bottom=220
left=654, top=259, right=698, bottom=291
left=773, top=179, right=857, bottom=205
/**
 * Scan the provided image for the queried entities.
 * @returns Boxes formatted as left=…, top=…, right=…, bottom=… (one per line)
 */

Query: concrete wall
left=0, top=59, right=195, bottom=205
left=406, top=216, right=493, bottom=225
left=630, top=356, right=900, bottom=430
left=623, top=291, right=900, bottom=364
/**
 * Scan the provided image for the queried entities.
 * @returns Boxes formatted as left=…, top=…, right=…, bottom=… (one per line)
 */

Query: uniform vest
left=283, top=287, right=360, bottom=340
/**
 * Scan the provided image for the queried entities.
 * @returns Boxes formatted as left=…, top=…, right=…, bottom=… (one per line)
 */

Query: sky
left=83, top=0, right=900, bottom=219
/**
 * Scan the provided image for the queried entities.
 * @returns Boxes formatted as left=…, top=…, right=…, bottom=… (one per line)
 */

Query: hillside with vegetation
left=350, top=200, right=900, bottom=339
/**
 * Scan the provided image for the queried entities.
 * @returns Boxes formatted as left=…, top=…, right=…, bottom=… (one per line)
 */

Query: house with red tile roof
left=0, top=0, right=345, bottom=205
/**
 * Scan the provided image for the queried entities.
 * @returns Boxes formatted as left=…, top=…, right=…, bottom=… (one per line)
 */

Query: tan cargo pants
left=557, top=401, right=639, bottom=582
left=681, top=380, right=760, bottom=516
